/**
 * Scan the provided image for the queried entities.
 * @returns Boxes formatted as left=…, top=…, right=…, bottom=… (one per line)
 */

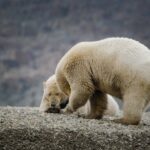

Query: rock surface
left=0, top=107, right=150, bottom=150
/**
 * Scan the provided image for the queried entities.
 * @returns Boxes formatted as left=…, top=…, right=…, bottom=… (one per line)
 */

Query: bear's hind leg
left=114, top=91, right=146, bottom=125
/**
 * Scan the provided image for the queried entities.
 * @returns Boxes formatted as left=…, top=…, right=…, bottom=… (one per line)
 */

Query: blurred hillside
left=0, top=0, right=150, bottom=106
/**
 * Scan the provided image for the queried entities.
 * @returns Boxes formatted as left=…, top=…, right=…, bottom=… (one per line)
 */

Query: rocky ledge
left=0, top=107, right=150, bottom=150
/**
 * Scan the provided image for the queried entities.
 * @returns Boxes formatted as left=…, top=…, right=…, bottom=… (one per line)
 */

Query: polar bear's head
left=39, top=75, right=68, bottom=113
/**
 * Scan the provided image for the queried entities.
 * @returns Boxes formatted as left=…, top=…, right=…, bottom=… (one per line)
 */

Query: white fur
left=40, top=75, right=120, bottom=117
left=55, top=37, right=150, bottom=124
left=104, top=95, right=119, bottom=116
left=77, top=95, right=119, bottom=116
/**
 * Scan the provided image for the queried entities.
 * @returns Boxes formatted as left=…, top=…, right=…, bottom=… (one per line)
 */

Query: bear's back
left=65, top=37, right=150, bottom=61
left=57, top=37, right=150, bottom=81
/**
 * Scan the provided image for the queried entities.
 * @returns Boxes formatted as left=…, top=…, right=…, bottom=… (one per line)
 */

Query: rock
left=0, top=107, right=150, bottom=150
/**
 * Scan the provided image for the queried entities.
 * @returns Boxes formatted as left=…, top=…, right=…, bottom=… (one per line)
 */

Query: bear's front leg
left=82, top=91, right=107, bottom=119
left=63, top=87, right=91, bottom=114
left=61, top=104, right=74, bottom=114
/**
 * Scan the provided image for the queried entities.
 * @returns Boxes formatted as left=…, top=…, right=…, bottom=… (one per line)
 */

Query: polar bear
left=76, top=94, right=119, bottom=117
left=55, top=37, right=150, bottom=125
left=40, top=75, right=68, bottom=113
left=39, top=75, right=119, bottom=117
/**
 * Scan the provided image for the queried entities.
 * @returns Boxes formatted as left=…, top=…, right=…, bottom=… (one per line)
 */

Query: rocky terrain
left=0, top=0, right=150, bottom=106
left=0, top=107, right=150, bottom=150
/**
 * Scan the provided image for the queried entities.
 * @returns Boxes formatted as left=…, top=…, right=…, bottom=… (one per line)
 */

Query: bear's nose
left=51, top=102, right=56, bottom=108
left=51, top=104, right=55, bottom=107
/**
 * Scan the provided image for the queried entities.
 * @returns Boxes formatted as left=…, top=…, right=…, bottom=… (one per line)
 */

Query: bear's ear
left=43, top=81, right=46, bottom=88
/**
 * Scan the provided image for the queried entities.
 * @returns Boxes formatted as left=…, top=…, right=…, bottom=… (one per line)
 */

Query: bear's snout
left=45, top=99, right=68, bottom=113
left=51, top=101, right=57, bottom=108
left=46, top=107, right=60, bottom=113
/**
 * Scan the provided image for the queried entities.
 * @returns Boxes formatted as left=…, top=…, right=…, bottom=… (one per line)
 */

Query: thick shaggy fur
left=39, top=75, right=119, bottom=117
left=55, top=37, right=150, bottom=125
left=77, top=94, right=119, bottom=117
left=40, top=75, right=67, bottom=113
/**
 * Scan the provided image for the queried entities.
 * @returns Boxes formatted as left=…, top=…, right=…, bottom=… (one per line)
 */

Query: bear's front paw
left=60, top=106, right=73, bottom=114
left=75, top=112, right=86, bottom=118
left=77, top=113, right=102, bottom=119
left=112, top=118, right=124, bottom=124
left=85, top=114, right=103, bottom=119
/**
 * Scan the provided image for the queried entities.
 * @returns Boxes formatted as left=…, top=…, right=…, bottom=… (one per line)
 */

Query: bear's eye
left=48, top=93, right=51, bottom=96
